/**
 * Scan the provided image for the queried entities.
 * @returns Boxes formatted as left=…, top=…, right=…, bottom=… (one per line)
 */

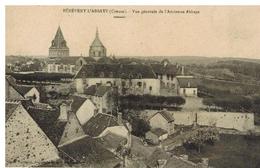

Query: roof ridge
left=5, top=99, right=21, bottom=104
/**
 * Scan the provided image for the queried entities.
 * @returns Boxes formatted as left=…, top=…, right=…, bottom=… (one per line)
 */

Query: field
left=172, top=134, right=260, bottom=168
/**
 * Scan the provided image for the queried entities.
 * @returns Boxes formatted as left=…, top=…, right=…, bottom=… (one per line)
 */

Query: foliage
left=184, top=127, right=219, bottom=153
left=119, top=94, right=185, bottom=110
left=130, top=116, right=150, bottom=138
left=202, top=96, right=253, bottom=112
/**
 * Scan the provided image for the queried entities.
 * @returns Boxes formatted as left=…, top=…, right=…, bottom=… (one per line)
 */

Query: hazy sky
left=5, top=6, right=260, bottom=59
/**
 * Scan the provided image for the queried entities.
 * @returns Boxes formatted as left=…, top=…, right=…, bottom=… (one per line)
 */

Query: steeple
left=89, top=28, right=106, bottom=58
left=49, top=26, right=69, bottom=57
left=96, top=27, right=99, bottom=38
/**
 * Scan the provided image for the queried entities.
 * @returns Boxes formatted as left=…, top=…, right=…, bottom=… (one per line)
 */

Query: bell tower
left=49, top=26, right=69, bottom=57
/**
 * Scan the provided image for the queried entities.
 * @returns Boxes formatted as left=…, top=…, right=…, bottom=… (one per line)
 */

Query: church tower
left=49, top=26, right=69, bottom=57
left=89, top=28, right=106, bottom=59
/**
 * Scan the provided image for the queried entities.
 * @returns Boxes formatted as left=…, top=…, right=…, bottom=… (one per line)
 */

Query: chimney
left=58, top=102, right=69, bottom=122
left=201, top=158, right=209, bottom=168
left=118, top=112, right=123, bottom=125
left=157, top=159, right=167, bottom=168
left=181, top=66, right=185, bottom=75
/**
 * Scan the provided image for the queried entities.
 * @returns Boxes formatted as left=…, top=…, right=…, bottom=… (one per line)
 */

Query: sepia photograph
left=5, top=5, right=260, bottom=168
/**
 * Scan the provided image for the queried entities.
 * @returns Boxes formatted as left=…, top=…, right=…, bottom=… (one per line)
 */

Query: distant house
left=6, top=75, right=40, bottom=103
left=145, top=128, right=168, bottom=144
left=84, top=85, right=113, bottom=113
left=149, top=111, right=175, bottom=135
left=82, top=113, right=129, bottom=138
left=174, top=76, right=198, bottom=97
left=47, top=56, right=81, bottom=74
left=151, top=59, right=181, bottom=91
left=5, top=101, right=60, bottom=167
left=74, top=63, right=161, bottom=95
left=70, top=95, right=97, bottom=125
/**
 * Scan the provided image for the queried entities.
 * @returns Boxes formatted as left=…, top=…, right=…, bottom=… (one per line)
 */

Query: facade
left=89, top=28, right=107, bottom=60
left=174, top=76, right=198, bottom=97
left=145, top=128, right=168, bottom=144
left=70, top=95, right=97, bottom=125
left=84, top=85, right=113, bottom=113
left=6, top=101, right=60, bottom=167
left=82, top=113, right=129, bottom=138
left=149, top=111, right=175, bottom=135
left=74, top=63, right=161, bottom=96
left=58, top=112, right=87, bottom=148
left=49, top=26, right=69, bottom=57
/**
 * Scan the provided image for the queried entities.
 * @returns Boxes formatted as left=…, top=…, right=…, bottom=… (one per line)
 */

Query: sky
left=5, top=6, right=260, bottom=59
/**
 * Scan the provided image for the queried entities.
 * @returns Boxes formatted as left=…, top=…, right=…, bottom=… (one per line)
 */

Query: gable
left=6, top=104, right=60, bottom=167
left=6, top=84, right=24, bottom=100
left=58, top=113, right=87, bottom=147
left=76, top=99, right=97, bottom=125
left=150, top=113, right=168, bottom=124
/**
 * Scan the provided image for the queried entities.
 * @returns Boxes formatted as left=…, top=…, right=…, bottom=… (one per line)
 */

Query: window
left=76, top=128, right=79, bottom=133
left=160, top=75, right=163, bottom=80
left=137, top=73, right=142, bottom=79
left=167, top=74, right=170, bottom=80
left=193, top=90, right=196, bottom=95
left=183, top=88, right=186, bottom=94
left=122, top=81, right=126, bottom=87
left=137, top=82, right=142, bottom=88
left=99, top=72, right=105, bottom=78
left=143, top=82, right=146, bottom=88
left=149, top=86, right=152, bottom=91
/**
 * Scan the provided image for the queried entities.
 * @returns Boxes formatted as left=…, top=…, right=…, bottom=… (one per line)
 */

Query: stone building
left=49, top=26, right=69, bottom=57
left=89, top=28, right=107, bottom=60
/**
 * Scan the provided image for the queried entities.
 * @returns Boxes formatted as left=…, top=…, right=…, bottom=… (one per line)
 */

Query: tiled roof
left=75, top=63, right=157, bottom=79
left=49, top=26, right=69, bottom=49
left=151, top=63, right=178, bottom=75
left=59, top=136, right=121, bottom=165
left=95, top=85, right=111, bottom=97
left=177, top=77, right=198, bottom=88
left=97, top=132, right=127, bottom=151
left=13, top=85, right=34, bottom=96
left=70, top=95, right=88, bottom=113
left=82, top=113, right=119, bottom=137
left=149, top=128, right=168, bottom=137
left=150, top=111, right=174, bottom=123
left=5, top=102, right=19, bottom=122
left=160, top=111, right=174, bottom=122
left=145, top=148, right=196, bottom=168
left=84, top=85, right=97, bottom=96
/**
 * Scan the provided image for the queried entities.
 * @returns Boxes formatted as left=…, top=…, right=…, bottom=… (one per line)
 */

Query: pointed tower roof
left=90, top=28, right=104, bottom=47
left=50, top=26, right=68, bottom=49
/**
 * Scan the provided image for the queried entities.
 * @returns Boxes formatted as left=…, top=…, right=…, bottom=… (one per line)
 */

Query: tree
left=184, top=127, right=219, bottom=153
left=130, top=117, right=150, bottom=138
